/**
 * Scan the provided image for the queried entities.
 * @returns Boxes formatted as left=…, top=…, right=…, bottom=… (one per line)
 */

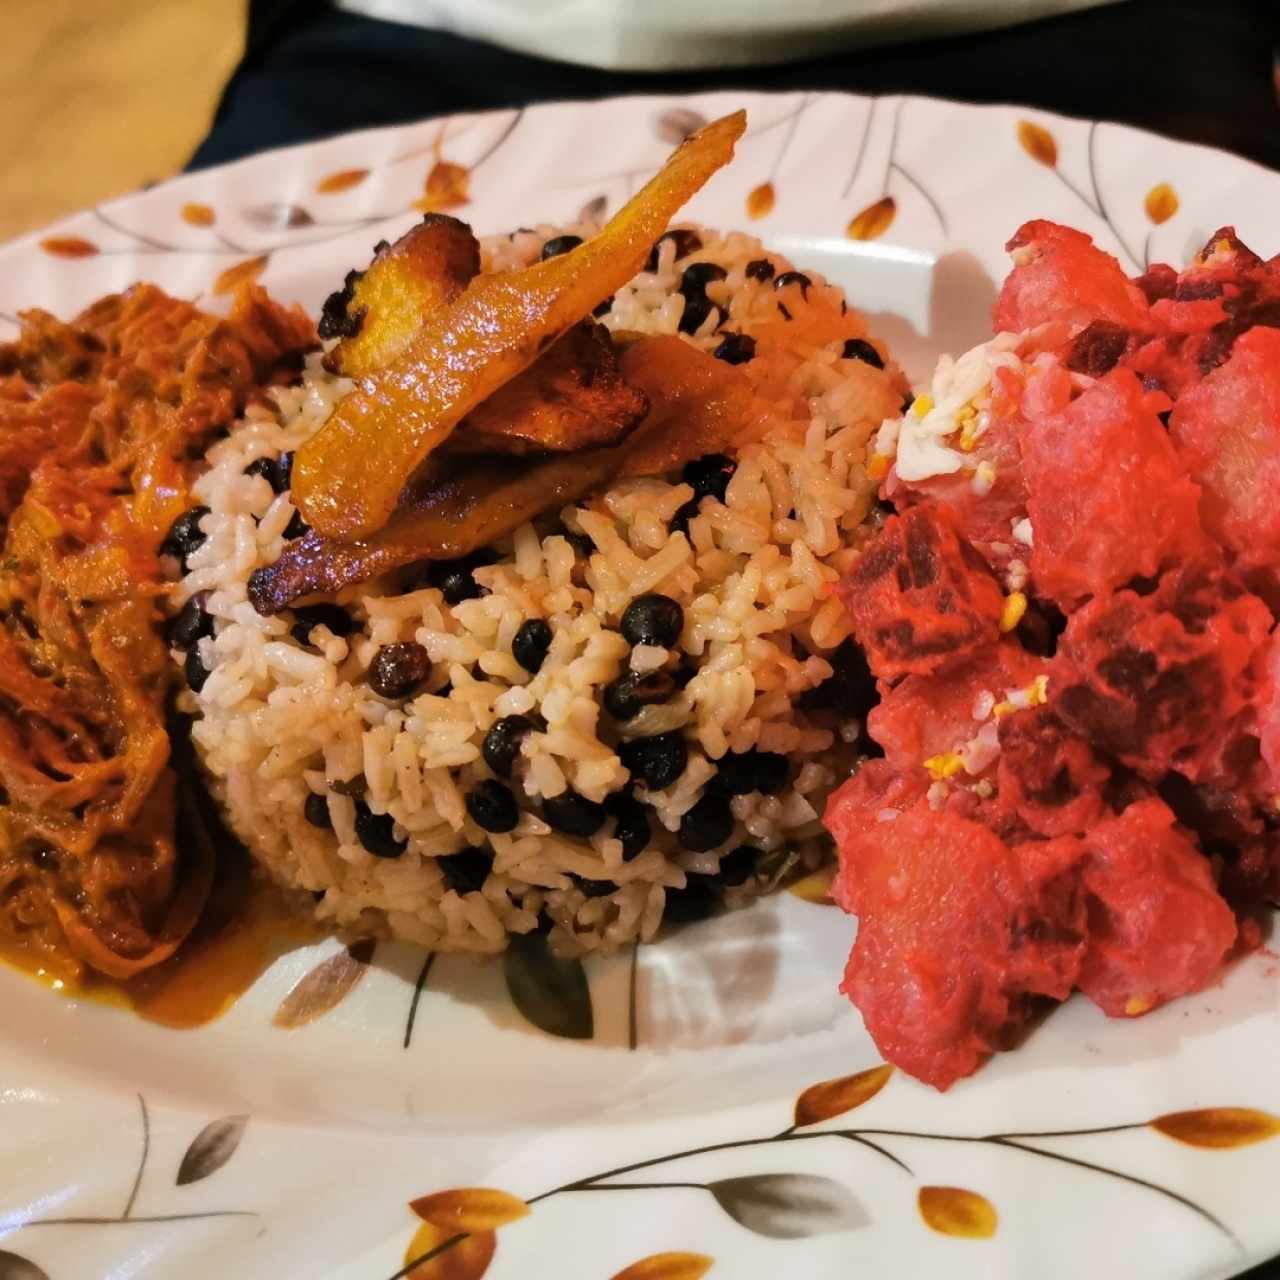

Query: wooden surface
left=0, top=0, right=245, bottom=242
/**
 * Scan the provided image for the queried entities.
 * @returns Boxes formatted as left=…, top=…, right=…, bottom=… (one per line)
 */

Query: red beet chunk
left=837, top=505, right=1004, bottom=682
left=1150, top=296, right=1230, bottom=335
left=1134, top=263, right=1178, bottom=305
left=1196, top=225, right=1264, bottom=273
left=829, top=785, right=1086, bottom=1089
left=1157, top=769, right=1265, bottom=851
left=869, top=640, right=1047, bottom=773
left=1251, top=630, right=1280, bottom=799
left=1074, top=798, right=1236, bottom=1017
left=1123, top=228, right=1280, bottom=398
left=1062, top=320, right=1133, bottom=377
left=1052, top=560, right=1272, bottom=781
left=823, top=758, right=930, bottom=864
left=1218, top=831, right=1280, bottom=908
left=1169, top=326, right=1280, bottom=577
left=891, top=370, right=1031, bottom=577
left=1019, top=369, right=1205, bottom=608
left=889, top=358, right=1080, bottom=582
left=994, top=220, right=1150, bottom=335
left=995, top=707, right=1110, bottom=838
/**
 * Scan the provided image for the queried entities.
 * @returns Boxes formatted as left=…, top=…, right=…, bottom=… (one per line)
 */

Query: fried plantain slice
left=319, top=213, right=480, bottom=378
left=249, top=448, right=622, bottom=613
left=291, top=110, right=746, bottom=542
left=614, top=333, right=769, bottom=476
left=249, top=337, right=761, bottom=612
left=444, top=321, right=648, bottom=456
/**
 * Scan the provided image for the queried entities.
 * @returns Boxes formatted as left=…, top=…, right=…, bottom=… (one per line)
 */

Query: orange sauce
left=0, top=876, right=320, bottom=1030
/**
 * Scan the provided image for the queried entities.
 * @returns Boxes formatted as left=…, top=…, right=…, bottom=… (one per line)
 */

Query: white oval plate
left=2, top=91, right=1279, bottom=1280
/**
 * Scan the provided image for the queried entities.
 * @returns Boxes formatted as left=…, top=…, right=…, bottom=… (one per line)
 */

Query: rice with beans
left=174, top=223, right=906, bottom=956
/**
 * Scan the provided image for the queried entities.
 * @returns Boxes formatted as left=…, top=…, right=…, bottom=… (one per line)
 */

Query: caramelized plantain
left=292, top=110, right=747, bottom=541
left=250, top=449, right=623, bottom=612
left=250, top=336, right=762, bottom=611
left=445, top=321, right=647, bottom=456
left=614, top=333, right=767, bottom=476
left=321, top=214, right=479, bottom=378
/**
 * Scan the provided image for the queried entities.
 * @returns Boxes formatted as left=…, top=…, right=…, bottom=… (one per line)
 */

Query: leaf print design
left=213, top=254, right=270, bottom=296
left=609, top=1253, right=713, bottom=1280
left=578, top=194, right=608, bottom=224
left=745, top=181, right=775, bottom=220
left=271, top=939, right=375, bottom=1028
left=1144, top=182, right=1179, bottom=225
left=502, top=932, right=593, bottom=1039
left=708, top=1174, right=867, bottom=1239
left=793, top=1065, right=893, bottom=1127
left=1150, top=1108, right=1280, bottom=1149
left=402, top=1221, right=496, bottom=1280
left=786, top=864, right=835, bottom=905
left=241, top=203, right=314, bottom=230
left=176, top=1114, right=249, bottom=1186
left=316, top=167, right=369, bottom=194
left=39, top=236, right=98, bottom=258
left=846, top=196, right=896, bottom=242
left=917, top=1186, right=998, bottom=1239
left=410, top=1188, right=530, bottom=1233
left=181, top=202, right=216, bottom=227
left=0, top=1253, right=51, bottom=1280
left=1017, top=120, right=1058, bottom=168
left=654, top=107, right=707, bottom=146
left=415, top=161, right=469, bottom=213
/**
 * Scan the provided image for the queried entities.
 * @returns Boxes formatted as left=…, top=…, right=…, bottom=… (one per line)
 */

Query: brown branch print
left=845, top=98, right=945, bottom=241
left=6, top=1092, right=258, bottom=1263
left=388, top=1066, right=1278, bottom=1278
left=36, top=109, right=527, bottom=288
left=744, top=92, right=816, bottom=221
left=1015, top=117, right=1175, bottom=272
left=403, top=952, right=436, bottom=1050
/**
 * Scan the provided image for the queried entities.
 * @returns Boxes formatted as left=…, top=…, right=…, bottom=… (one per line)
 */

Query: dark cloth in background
left=191, top=0, right=1278, bottom=173
left=189, top=5, right=1280, bottom=1275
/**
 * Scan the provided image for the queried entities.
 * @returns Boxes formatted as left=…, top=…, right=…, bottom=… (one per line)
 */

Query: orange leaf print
left=745, top=181, right=775, bottom=220
left=414, top=160, right=469, bottom=213
left=918, top=1186, right=997, bottom=1239
left=316, top=168, right=369, bottom=194
left=40, top=236, right=98, bottom=258
left=787, top=864, right=835, bottom=905
left=609, top=1252, right=714, bottom=1280
left=402, top=1221, right=496, bottom=1280
left=410, top=1188, right=530, bottom=1233
left=181, top=202, right=216, bottom=227
left=1144, top=182, right=1179, bottom=225
left=847, top=196, right=895, bottom=241
left=212, top=254, right=270, bottom=297
left=794, top=1064, right=893, bottom=1128
left=1016, top=120, right=1058, bottom=168
left=1151, top=1108, right=1280, bottom=1149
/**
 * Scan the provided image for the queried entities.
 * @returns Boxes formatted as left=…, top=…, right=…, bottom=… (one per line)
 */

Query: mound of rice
left=174, top=223, right=906, bottom=956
